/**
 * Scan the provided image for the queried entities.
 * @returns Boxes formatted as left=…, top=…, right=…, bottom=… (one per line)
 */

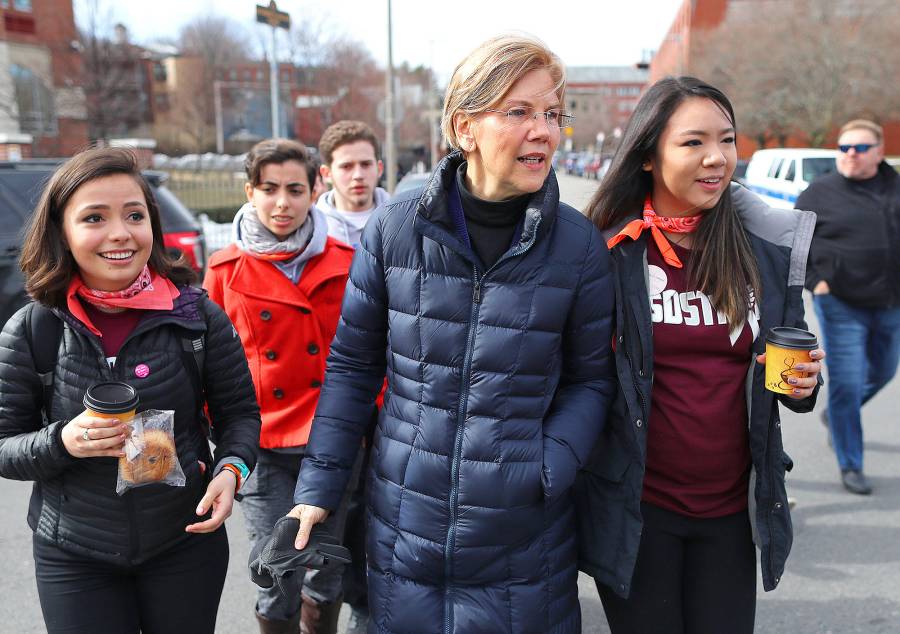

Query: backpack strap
left=180, top=300, right=211, bottom=441
left=24, top=302, right=63, bottom=423
left=181, top=333, right=206, bottom=404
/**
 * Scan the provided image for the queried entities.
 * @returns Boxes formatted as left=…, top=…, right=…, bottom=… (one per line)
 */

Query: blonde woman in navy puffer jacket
left=287, top=35, right=616, bottom=634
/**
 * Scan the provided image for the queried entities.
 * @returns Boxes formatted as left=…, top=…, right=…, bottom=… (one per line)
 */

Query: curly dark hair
left=244, top=138, right=312, bottom=187
left=318, top=120, right=380, bottom=166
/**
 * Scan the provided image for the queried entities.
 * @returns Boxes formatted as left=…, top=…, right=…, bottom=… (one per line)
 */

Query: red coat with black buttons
left=204, top=238, right=354, bottom=448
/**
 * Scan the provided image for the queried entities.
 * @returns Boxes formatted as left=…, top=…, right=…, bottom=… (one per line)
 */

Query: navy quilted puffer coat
left=294, top=153, right=616, bottom=633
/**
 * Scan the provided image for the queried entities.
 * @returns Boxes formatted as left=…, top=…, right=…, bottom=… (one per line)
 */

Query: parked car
left=393, top=172, right=432, bottom=196
left=583, top=155, right=603, bottom=180
left=0, top=160, right=206, bottom=326
left=744, top=148, right=837, bottom=209
left=732, top=159, right=749, bottom=185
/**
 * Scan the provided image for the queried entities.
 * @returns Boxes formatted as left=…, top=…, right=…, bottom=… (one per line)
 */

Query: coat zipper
left=77, top=318, right=190, bottom=563
left=443, top=220, right=540, bottom=634
left=444, top=266, right=482, bottom=634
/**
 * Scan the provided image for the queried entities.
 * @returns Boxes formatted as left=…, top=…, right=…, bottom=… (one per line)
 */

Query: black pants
left=33, top=527, right=229, bottom=634
left=597, top=502, right=756, bottom=634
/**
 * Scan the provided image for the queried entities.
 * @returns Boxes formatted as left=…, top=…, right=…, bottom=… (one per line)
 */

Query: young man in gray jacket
left=317, top=121, right=390, bottom=249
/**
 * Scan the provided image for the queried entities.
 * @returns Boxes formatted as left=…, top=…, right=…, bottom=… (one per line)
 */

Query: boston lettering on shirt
left=642, top=240, right=756, bottom=518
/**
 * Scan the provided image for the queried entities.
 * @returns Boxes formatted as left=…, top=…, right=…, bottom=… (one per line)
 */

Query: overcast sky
left=77, top=0, right=682, bottom=83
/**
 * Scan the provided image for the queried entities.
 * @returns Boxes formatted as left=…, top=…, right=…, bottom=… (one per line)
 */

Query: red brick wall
left=1, top=0, right=88, bottom=157
left=651, top=0, right=900, bottom=158
left=0, top=143, right=33, bottom=160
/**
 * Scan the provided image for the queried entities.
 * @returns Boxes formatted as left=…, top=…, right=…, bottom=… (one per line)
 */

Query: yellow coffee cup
left=83, top=381, right=139, bottom=424
left=764, top=327, right=818, bottom=394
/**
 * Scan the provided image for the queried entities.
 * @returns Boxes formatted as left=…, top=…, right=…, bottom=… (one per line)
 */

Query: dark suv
left=0, top=161, right=206, bottom=326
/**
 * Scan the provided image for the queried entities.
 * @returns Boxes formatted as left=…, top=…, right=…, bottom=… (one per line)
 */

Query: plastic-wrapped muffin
left=120, top=429, right=177, bottom=483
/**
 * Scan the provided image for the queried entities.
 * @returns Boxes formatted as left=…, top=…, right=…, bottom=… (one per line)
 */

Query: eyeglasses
left=484, top=106, right=575, bottom=129
left=838, top=143, right=877, bottom=153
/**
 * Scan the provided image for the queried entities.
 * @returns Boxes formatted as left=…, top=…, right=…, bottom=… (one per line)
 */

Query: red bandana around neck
left=606, top=195, right=702, bottom=268
left=66, top=266, right=181, bottom=336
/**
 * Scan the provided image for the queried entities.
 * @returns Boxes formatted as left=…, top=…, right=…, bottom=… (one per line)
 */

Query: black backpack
left=24, top=302, right=207, bottom=432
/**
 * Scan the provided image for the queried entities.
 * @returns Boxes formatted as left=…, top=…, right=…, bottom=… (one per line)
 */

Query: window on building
left=0, top=1, right=9, bottom=8
left=13, top=0, right=31, bottom=10
left=10, top=64, right=56, bottom=135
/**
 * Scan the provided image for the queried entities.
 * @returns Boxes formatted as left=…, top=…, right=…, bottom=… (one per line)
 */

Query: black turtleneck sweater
left=456, top=164, right=530, bottom=269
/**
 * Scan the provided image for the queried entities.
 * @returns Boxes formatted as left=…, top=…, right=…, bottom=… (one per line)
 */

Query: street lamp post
left=214, top=80, right=224, bottom=153
left=256, top=1, right=290, bottom=138
left=384, top=0, right=397, bottom=192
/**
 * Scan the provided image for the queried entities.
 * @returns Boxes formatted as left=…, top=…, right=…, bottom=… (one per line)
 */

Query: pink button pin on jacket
left=134, top=364, right=150, bottom=378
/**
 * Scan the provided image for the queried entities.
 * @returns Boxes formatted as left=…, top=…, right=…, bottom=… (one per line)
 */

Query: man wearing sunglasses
left=797, top=119, right=900, bottom=495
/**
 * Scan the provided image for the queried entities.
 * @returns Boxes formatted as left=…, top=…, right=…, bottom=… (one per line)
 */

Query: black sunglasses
left=838, top=143, right=876, bottom=153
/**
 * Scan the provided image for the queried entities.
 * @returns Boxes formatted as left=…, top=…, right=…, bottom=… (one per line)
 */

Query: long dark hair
left=19, top=146, right=196, bottom=308
left=586, top=76, right=760, bottom=327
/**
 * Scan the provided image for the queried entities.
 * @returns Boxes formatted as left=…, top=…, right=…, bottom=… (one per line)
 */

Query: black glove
left=248, top=516, right=352, bottom=592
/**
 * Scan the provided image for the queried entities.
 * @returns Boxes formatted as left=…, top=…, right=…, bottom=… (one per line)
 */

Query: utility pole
left=384, top=0, right=397, bottom=192
left=256, top=1, right=290, bottom=138
left=214, top=80, right=224, bottom=153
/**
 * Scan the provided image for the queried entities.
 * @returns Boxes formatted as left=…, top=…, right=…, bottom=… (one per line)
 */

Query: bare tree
left=179, top=16, right=252, bottom=72
left=79, top=0, right=150, bottom=141
left=286, top=15, right=335, bottom=69
left=174, top=14, right=253, bottom=139
left=693, top=0, right=900, bottom=147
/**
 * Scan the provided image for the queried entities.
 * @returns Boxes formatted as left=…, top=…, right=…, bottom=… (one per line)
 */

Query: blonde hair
left=441, top=34, right=566, bottom=150
left=839, top=119, right=883, bottom=144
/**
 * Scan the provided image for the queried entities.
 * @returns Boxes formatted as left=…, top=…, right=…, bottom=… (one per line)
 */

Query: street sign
left=256, top=1, right=290, bottom=29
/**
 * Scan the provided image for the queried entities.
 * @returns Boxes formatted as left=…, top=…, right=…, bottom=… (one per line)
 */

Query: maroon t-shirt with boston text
left=642, top=241, right=757, bottom=518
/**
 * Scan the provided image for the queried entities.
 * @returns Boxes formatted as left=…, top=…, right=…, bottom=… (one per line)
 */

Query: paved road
left=2, top=173, right=899, bottom=632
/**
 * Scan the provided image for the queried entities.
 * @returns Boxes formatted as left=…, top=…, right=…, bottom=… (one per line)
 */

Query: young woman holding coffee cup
left=577, top=77, right=825, bottom=633
left=0, top=147, right=260, bottom=634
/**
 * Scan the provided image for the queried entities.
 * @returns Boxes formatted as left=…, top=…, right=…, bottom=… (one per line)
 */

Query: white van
left=744, top=148, right=838, bottom=209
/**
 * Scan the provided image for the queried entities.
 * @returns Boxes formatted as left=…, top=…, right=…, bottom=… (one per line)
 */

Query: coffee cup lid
left=766, top=327, right=818, bottom=350
left=83, top=381, right=139, bottom=414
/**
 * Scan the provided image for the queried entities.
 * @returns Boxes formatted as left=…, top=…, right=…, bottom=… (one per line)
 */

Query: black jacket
left=798, top=161, right=900, bottom=307
left=0, top=286, right=260, bottom=565
left=295, top=152, right=616, bottom=633
left=575, top=185, right=819, bottom=598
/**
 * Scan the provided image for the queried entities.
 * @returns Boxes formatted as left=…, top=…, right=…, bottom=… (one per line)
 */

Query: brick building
left=213, top=62, right=295, bottom=151
left=648, top=0, right=899, bottom=157
left=565, top=66, right=649, bottom=151
left=0, top=0, right=87, bottom=157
